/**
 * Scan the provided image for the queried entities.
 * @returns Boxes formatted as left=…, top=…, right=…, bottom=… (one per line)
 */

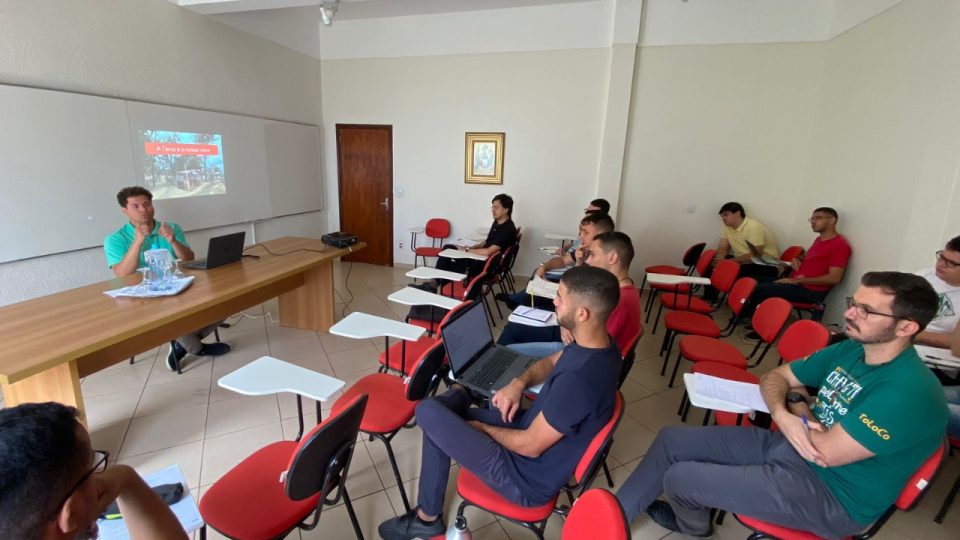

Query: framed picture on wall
left=464, top=132, right=504, bottom=184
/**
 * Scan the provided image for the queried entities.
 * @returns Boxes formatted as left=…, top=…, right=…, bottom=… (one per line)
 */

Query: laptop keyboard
left=470, top=348, right=518, bottom=389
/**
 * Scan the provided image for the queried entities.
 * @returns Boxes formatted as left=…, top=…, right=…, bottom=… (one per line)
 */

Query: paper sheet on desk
left=103, top=276, right=194, bottom=298
left=693, top=374, right=769, bottom=413
left=96, top=464, right=203, bottom=539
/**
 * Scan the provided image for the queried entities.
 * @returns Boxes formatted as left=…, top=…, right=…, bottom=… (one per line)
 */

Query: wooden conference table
left=0, top=236, right=364, bottom=424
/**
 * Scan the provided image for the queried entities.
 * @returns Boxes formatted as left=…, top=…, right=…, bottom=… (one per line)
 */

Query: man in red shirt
left=743, top=207, right=852, bottom=337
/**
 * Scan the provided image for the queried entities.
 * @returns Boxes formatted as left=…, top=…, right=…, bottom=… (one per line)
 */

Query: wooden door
left=336, top=124, right=393, bottom=265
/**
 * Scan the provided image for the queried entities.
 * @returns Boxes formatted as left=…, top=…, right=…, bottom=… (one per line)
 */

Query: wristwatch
left=785, top=391, right=807, bottom=404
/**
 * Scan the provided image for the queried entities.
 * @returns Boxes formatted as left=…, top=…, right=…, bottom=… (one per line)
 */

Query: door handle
left=381, top=198, right=390, bottom=211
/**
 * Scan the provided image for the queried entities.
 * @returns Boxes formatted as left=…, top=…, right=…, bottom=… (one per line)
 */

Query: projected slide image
left=138, top=130, right=225, bottom=200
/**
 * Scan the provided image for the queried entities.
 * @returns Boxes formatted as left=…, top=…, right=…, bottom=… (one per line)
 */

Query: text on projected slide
left=138, top=130, right=226, bottom=200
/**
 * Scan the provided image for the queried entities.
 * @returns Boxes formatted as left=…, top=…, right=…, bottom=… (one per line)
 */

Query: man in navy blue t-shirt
left=378, top=266, right=623, bottom=540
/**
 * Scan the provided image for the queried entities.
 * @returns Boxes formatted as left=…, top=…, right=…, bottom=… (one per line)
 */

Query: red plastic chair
left=641, top=242, right=707, bottom=290
left=934, top=436, right=960, bottom=523
left=659, top=277, right=757, bottom=374
left=561, top=488, right=631, bottom=540
left=779, top=245, right=805, bottom=263
left=333, top=341, right=445, bottom=513
left=454, top=392, right=625, bottom=539
left=777, top=320, right=830, bottom=365
left=380, top=300, right=472, bottom=376
left=199, top=394, right=368, bottom=540
left=644, top=249, right=717, bottom=318
left=737, top=440, right=948, bottom=539
left=667, top=297, right=791, bottom=387
left=405, top=273, right=487, bottom=337
left=413, top=218, right=451, bottom=268
left=651, top=258, right=739, bottom=335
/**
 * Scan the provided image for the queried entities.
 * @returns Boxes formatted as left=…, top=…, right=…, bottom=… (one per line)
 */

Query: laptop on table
left=440, top=300, right=538, bottom=398
left=745, top=240, right=788, bottom=268
left=182, top=232, right=246, bottom=270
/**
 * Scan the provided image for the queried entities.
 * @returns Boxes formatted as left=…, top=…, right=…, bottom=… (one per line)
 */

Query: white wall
left=0, top=0, right=326, bottom=305
left=618, top=41, right=824, bottom=279
left=320, top=48, right=610, bottom=272
left=792, top=0, right=960, bottom=322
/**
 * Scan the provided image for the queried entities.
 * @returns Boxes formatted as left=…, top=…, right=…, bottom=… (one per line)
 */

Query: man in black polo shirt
left=378, top=266, right=622, bottom=539
left=435, top=193, right=517, bottom=280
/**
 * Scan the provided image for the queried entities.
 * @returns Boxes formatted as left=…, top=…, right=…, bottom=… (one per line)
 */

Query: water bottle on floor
left=445, top=516, right=472, bottom=540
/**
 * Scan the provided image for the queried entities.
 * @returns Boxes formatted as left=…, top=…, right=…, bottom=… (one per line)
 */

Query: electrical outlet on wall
left=398, top=241, right=403, bottom=249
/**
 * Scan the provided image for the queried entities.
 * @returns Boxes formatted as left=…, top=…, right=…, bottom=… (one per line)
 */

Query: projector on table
left=322, top=231, right=359, bottom=248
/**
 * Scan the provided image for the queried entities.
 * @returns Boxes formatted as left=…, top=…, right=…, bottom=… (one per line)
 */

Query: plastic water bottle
left=144, top=248, right=173, bottom=291
left=445, top=516, right=472, bottom=540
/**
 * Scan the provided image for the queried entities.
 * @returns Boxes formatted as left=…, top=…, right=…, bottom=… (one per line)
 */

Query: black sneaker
left=646, top=500, right=713, bottom=538
left=166, top=341, right=186, bottom=372
left=744, top=330, right=761, bottom=342
left=198, top=342, right=231, bottom=356
left=378, top=508, right=445, bottom=540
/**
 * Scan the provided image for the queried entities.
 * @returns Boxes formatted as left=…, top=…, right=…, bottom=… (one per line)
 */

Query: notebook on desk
left=441, top=301, right=537, bottom=398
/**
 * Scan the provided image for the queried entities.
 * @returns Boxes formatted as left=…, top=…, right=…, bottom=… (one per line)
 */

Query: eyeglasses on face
left=49, top=450, right=109, bottom=520
left=845, top=298, right=906, bottom=321
left=936, top=250, right=960, bottom=269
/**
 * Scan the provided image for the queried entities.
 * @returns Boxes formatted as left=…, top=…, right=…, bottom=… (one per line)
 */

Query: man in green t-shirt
left=104, top=186, right=231, bottom=371
left=615, top=271, right=947, bottom=538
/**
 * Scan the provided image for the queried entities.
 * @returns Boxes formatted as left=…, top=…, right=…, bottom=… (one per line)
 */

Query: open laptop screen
left=440, top=301, right=492, bottom=376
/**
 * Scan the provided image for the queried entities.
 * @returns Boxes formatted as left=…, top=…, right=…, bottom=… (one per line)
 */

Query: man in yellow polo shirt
left=717, top=201, right=780, bottom=276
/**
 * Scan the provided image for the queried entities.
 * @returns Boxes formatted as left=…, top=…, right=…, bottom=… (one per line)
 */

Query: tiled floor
left=58, top=263, right=960, bottom=538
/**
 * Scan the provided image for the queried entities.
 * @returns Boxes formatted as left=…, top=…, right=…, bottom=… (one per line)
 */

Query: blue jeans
left=945, top=385, right=960, bottom=438
left=741, top=283, right=826, bottom=319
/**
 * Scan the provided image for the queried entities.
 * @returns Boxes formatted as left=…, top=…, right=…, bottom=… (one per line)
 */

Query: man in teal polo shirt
left=616, top=271, right=947, bottom=538
left=105, top=186, right=230, bottom=371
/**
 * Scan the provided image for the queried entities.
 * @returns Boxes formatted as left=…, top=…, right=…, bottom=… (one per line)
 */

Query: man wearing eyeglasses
left=0, top=402, right=186, bottom=539
left=615, top=271, right=947, bottom=538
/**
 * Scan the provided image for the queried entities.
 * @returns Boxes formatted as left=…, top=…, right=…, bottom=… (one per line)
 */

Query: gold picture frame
left=464, top=132, right=504, bottom=184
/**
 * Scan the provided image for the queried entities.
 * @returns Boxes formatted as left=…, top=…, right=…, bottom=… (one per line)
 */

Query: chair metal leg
left=601, top=458, right=615, bottom=488
left=379, top=434, right=411, bottom=513
left=199, top=525, right=207, bottom=540
left=342, top=485, right=365, bottom=540
left=715, top=509, right=726, bottom=525
left=702, top=409, right=712, bottom=426
left=214, top=327, right=220, bottom=342
left=652, top=304, right=665, bottom=335
left=668, top=350, right=684, bottom=387
left=935, top=471, right=960, bottom=523
left=129, top=356, right=135, bottom=365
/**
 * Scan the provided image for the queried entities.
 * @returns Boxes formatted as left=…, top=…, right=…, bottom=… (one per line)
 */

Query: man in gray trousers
left=615, top=272, right=947, bottom=538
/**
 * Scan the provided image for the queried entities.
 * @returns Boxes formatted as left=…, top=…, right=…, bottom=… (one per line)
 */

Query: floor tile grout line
left=111, top=352, right=158, bottom=463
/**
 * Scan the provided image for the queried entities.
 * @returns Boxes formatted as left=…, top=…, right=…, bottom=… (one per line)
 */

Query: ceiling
left=170, top=0, right=589, bottom=18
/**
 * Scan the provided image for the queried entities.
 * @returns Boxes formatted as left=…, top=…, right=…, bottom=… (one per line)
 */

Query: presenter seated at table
left=433, top=193, right=517, bottom=281
left=497, top=212, right=614, bottom=311
left=499, top=231, right=641, bottom=357
left=0, top=402, right=187, bottom=540
left=104, top=186, right=230, bottom=371
left=377, top=266, right=622, bottom=540
left=615, top=271, right=947, bottom=539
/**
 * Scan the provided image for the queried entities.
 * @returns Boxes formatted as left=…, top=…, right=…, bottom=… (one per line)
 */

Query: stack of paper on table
left=688, top=373, right=769, bottom=413
left=508, top=306, right=557, bottom=327
left=525, top=276, right=559, bottom=299
left=103, top=276, right=195, bottom=298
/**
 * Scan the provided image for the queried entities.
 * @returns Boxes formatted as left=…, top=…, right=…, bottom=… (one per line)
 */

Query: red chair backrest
left=425, top=218, right=450, bottom=239
left=727, top=277, right=758, bottom=315
left=778, top=320, right=830, bottom=363
left=462, top=273, right=487, bottom=302
left=480, top=252, right=502, bottom=276
left=752, top=298, right=792, bottom=343
left=780, top=245, right=805, bottom=262
left=681, top=242, right=708, bottom=268
left=710, top=259, right=740, bottom=294
left=694, top=249, right=717, bottom=276
left=895, top=440, right=947, bottom=510
left=562, top=488, right=630, bottom=540
left=574, top=392, right=624, bottom=483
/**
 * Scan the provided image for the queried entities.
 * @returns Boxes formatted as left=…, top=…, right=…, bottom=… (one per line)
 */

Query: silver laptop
left=182, top=232, right=245, bottom=270
left=441, top=301, right=537, bottom=398
left=745, top=240, right=787, bottom=267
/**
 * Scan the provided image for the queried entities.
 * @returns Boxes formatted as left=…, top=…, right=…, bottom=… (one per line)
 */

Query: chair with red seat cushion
left=334, top=341, right=446, bottom=513
left=199, top=394, right=368, bottom=540
left=651, top=258, right=739, bottom=336
left=737, top=440, right=948, bottom=539
left=934, top=436, right=960, bottom=523
left=641, top=242, right=707, bottom=290
left=454, top=392, right=625, bottom=539
left=659, top=277, right=757, bottom=374
left=561, top=488, right=631, bottom=540
left=380, top=300, right=471, bottom=376
left=645, top=249, right=717, bottom=318
left=413, top=218, right=451, bottom=268
left=676, top=361, right=759, bottom=425
left=667, top=297, right=792, bottom=387
left=777, top=320, right=830, bottom=365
